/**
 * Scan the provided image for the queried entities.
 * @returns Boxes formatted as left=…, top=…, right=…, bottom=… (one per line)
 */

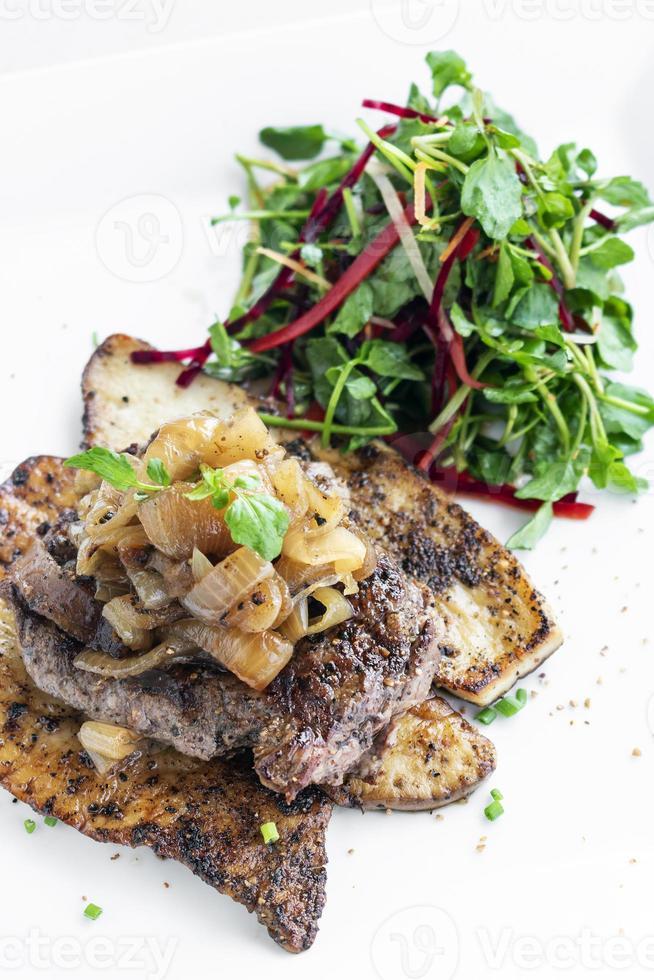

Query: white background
left=0, top=3, right=653, bottom=978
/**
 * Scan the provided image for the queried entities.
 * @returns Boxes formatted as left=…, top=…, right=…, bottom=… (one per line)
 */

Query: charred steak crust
left=255, top=554, right=440, bottom=796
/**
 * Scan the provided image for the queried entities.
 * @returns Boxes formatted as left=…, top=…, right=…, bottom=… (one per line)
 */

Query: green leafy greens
left=187, top=51, right=654, bottom=548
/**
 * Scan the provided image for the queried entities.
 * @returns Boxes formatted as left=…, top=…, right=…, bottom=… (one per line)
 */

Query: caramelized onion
left=74, top=635, right=198, bottom=678
left=191, top=547, right=214, bottom=582
left=144, top=413, right=222, bottom=481
left=204, top=407, right=277, bottom=467
left=223, top=574, right=292, bottom=633
left=177, top=620, right=293, bottom=690
left=279, top=600, right=309, bottom=644
left=182, top=547, right=274, bottom=625
left=138, top=483, right=232, bottom=560
left=270, top=458, right=309, bottom=525
left=126, top=567, right=171, bottom=609
left=306, top=587, right=353, bottom=634
left=102, top=594, right=183, bottom=647
left=78, top=721, right=143, bottom=761
left=303, top=482, right=346, bottom=537
left=273, top=555, right=335, bottom=596
left=282, top=525, right=366, bottom=571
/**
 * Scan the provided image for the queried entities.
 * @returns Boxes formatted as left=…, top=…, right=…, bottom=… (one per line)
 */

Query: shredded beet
left=361, top=99, right=443, bottom=125
left=525, top=236, right=575, bottom=332
left=428, top=467, right=595, bottom=519
left=247, top=202, right=419, bottom=353
left=590, top=208, right=615, bottom=231
left=131, top=126, right=398, bottom=385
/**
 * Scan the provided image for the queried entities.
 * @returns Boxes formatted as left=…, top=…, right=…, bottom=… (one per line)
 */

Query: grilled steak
left=81, top=334, right=563, bottom=706
left=10, top=549, right=440, bottom=798
left=254, top=556, right=439, bottom=795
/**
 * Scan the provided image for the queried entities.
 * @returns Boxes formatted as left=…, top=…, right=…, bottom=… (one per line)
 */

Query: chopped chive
left=260, top=821, right=280, bottom=845
left=24, top=819, right=36, bottom=834
left=494, top=695, right=524, bottom=717
left=490, top=788, right=503, bottom=801
left=83, top=903, right=103, bottom=921
left=475, top=707, right=497, bottom=725
left=44, top=816, right=58, bottom=827
left=484, top=800, right=504, bottom=821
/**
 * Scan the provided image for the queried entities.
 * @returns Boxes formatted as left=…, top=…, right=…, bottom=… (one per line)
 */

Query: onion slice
left=182, top=547, right=274, bottom=625
left=176, top=620, right=293, bottom=690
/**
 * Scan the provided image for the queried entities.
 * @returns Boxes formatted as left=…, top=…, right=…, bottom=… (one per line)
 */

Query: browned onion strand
left=182, top=547, right=274, bottom=625
left=72, top=410, right=377, bottom=691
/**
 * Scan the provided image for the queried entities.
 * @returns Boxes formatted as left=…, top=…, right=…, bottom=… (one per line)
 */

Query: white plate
left=0, top=8, right=653, bottom=979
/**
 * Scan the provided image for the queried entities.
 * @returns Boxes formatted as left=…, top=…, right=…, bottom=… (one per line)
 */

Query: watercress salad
left=133, top=51, right=654, bottom=548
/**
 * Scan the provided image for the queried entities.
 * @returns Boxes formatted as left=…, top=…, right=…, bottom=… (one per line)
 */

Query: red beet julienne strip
left=361, top=99, right=444, bottom=126
left=247, top=202, right=417, bottom=354
left=131, top=128, right=398, bottom=385
left=525, top=235, right=575, bottom=333
left=227, top=124, right=397, bottom=337
left=590, top=208, right=616, bottom=231
left=429, top=467, right=595, bottom=520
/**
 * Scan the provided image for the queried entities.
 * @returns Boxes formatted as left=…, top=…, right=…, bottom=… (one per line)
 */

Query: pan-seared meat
left=9, top=590, right=273, bottom=759
left=328, top=696, right=496, bottom=811
left=0, top=595, right=331, bottom=953
left=12, top=540, right=101, bottom=643
left=303, top=441, right=563, bottom=706
left=11, top=539, right=130, bottom=657
left=9, top=551, right=441, bottom=800
left=254, top=556, right=439, bottom=796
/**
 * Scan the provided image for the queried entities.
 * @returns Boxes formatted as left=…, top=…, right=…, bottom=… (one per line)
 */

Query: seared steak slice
left=9, top=589, right=272, bottom=759
left=254, top=555, right=439, bottom=796
left=10, top=551, right=440, bottom=799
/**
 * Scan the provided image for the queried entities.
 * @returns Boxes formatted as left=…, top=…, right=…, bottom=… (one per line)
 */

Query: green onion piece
left=484, top=800, right=504, bottom=821
left=24, top=819, right=36, bottom=834
left=260, top=821, right=280, bottom=845
left=494, top=695, right=523, bottom=717
left=516, top=688, right=528, bottom=704
left=490, top=788, right=503, bottom=801
left=44, top=816, right=58, bottom=827
left=475, top=707, right=497, bottom=725
left=83, top=903, right=103, bottom=921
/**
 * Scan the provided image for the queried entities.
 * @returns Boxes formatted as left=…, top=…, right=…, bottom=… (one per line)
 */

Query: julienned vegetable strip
left=247, top=203, right=419, bottom=353
left=361, top=98, right=443, bottom=125
left=427, top=467, right=594, bottom=519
